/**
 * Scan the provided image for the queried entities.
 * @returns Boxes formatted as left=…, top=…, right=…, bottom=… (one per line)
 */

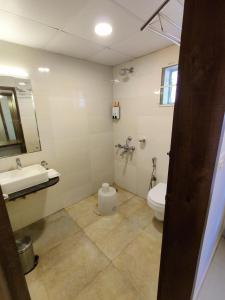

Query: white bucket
left=98, top=183, right=117, bottom=215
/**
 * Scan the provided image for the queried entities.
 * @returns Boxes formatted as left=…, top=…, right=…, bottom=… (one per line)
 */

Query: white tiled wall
left=0, top=41, right=179, bottom=230
left=0, top=41, right=114, bottom=230
left=113, top=45, right=179, bottom=198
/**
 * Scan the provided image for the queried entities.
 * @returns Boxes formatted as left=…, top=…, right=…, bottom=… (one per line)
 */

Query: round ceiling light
left=95, top=23, right=112, bottom=37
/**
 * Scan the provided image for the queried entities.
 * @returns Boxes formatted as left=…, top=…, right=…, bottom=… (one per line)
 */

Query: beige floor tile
left=113, top=184, right=135, bottom=206
left=25, top=186, right=162, bottom=300
left=89, top=215, right=147, bottom=260
left=127, top=205, right=154, bottom=231
left=25, top=262, right=48, bottom=300
left=85, top=203, right=154, bottom=261
left=119, top=196, right=146, bottom=218
left=66, top=196, right=101, bottom=228
left=75, top=264, right=141, bottom=300
left=144, top=217, right=163, bottom=242
left=26, top=277, right=49, bottom=300
left=84, top=213, right=126, bottom=246
left=113, top=231, right=162, bottom=300
left=15, top=210, right=80, bottom=254
left=37, top=231, right=110, bottom=300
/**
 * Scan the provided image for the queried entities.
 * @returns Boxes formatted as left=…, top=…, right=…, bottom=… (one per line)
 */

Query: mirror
left=0, top=76, right=41, bottom=158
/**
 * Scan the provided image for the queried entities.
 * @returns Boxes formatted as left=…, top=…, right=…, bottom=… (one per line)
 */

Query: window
left=160, top=64, right=178, bottom=105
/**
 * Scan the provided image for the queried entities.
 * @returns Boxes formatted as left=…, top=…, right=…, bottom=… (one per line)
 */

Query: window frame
left=160, top=64, right=178, bottom=106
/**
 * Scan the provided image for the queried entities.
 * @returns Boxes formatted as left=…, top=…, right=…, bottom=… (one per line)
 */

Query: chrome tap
left=16, top=158, right=22, bottom=170
left=41, top=160, right=49, bottom=170
left=115, top=143, right=123, bottom=149
left=115, top=136, right=135, bottom=156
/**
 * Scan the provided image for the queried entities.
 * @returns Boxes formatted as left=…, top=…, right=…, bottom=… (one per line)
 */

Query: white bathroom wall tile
left=88, top=116, right=112, bottom=134
left=0, top=40, right=113, bottom=230
left=2, top=40, right=179, bottom=230
left=113, top=114, right=137, bottom=137
left=63, top=183, right=94, bottom=208
left=114, top=160, right=137, bottom=194
left=113, top=97, right=138, bottom=117
left=91, top=169, right=114, bottom=193
left=49, top=99, right=89, bottom=141
left=89, top=132, right=114, bottom=172
left=87, top=95, right=112, bottom=116
left=136, top=115, right=173, bottom=169
left=136, top=167, right=152, bottom=199
left=54, top=137, right=91, bottom=172
left=89, top=132, right=114, bottom=192
left=113, top=45, right=179, bottom=197
left=59, top=170, right=92, bottom=200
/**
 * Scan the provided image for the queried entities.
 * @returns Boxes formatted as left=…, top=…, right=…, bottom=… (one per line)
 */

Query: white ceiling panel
left=0, top=0, right=184, bottom=66
left=45, top=31, right=104, bottom=60
left=0, top=10, right=57, bottom=48
left=151, top=17, right=181, bottom=42
left=112, top=0, right=164, bottom=21
left=161, top=0, right=184, bottom=28
left=64, top=0, right=142, bottom=47
left=88, top=48, right=133, bottom=66
left=111, top=28, right=172, bottom=58
left=0, top=0, right=87, bottom=29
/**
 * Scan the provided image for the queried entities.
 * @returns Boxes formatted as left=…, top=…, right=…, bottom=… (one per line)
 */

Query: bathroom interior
left=1, top=1, right=225, bottom=300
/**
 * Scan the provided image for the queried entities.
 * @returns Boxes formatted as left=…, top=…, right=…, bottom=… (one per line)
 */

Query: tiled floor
left=16, top=186, right=163, bottom=300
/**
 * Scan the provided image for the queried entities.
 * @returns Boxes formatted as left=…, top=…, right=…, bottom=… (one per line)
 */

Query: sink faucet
left=16, top=158, right=22, bottom=170
left=41, top=160, right=49, bottom=170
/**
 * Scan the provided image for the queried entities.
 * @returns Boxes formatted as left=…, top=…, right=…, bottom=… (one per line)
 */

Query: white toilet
left=147, top=183, right=167, bottom=221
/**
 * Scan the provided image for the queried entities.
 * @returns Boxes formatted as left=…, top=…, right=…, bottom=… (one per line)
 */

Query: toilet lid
left=148, top=183, right=167, bottom=206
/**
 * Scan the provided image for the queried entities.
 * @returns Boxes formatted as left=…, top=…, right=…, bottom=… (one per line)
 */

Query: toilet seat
left=148, top=183, right=166, bottom=206
left=147, top=183, right=167, bottom=221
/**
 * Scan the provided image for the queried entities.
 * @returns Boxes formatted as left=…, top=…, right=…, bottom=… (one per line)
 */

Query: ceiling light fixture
left=38, top=67, right=50, bottom=73
left=95, top=23, right=112, bottom=37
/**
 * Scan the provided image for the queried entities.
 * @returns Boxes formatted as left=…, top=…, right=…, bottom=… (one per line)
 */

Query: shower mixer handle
left=115, top=136, right=135, bottom=156
left=126, top=136, right=132, bottom=143
left=115, top=143, right=123, bottom=148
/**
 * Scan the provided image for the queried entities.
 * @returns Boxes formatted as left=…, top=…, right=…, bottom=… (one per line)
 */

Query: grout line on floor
left=74, top=263, right=114, bottom=300
left=111, top=262, right=142, bottom=297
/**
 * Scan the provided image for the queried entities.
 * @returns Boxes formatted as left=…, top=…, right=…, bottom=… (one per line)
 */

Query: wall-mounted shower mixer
left=115, top=136, right=135, bottom=156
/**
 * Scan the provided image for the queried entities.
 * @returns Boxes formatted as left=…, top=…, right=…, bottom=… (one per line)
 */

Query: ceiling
left=0, top=0, right=184, bottom=66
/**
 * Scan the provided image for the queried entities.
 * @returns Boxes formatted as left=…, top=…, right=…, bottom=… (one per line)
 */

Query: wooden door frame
left=0, top=1, right=225, bottom=299
left=0, top=187, right=30, bottom=300
left=157, top=0, right=225, bottom=299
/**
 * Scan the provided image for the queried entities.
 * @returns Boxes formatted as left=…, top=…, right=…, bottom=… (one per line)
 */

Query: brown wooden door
left=157, top=0, right=225, bottom=299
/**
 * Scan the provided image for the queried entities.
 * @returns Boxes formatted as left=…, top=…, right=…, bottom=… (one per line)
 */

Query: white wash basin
left=0, top=164, right=49, bottom=194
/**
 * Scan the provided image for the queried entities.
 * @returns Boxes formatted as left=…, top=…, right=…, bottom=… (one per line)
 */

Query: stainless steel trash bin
left=16, top=236, right=35, bottom=274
